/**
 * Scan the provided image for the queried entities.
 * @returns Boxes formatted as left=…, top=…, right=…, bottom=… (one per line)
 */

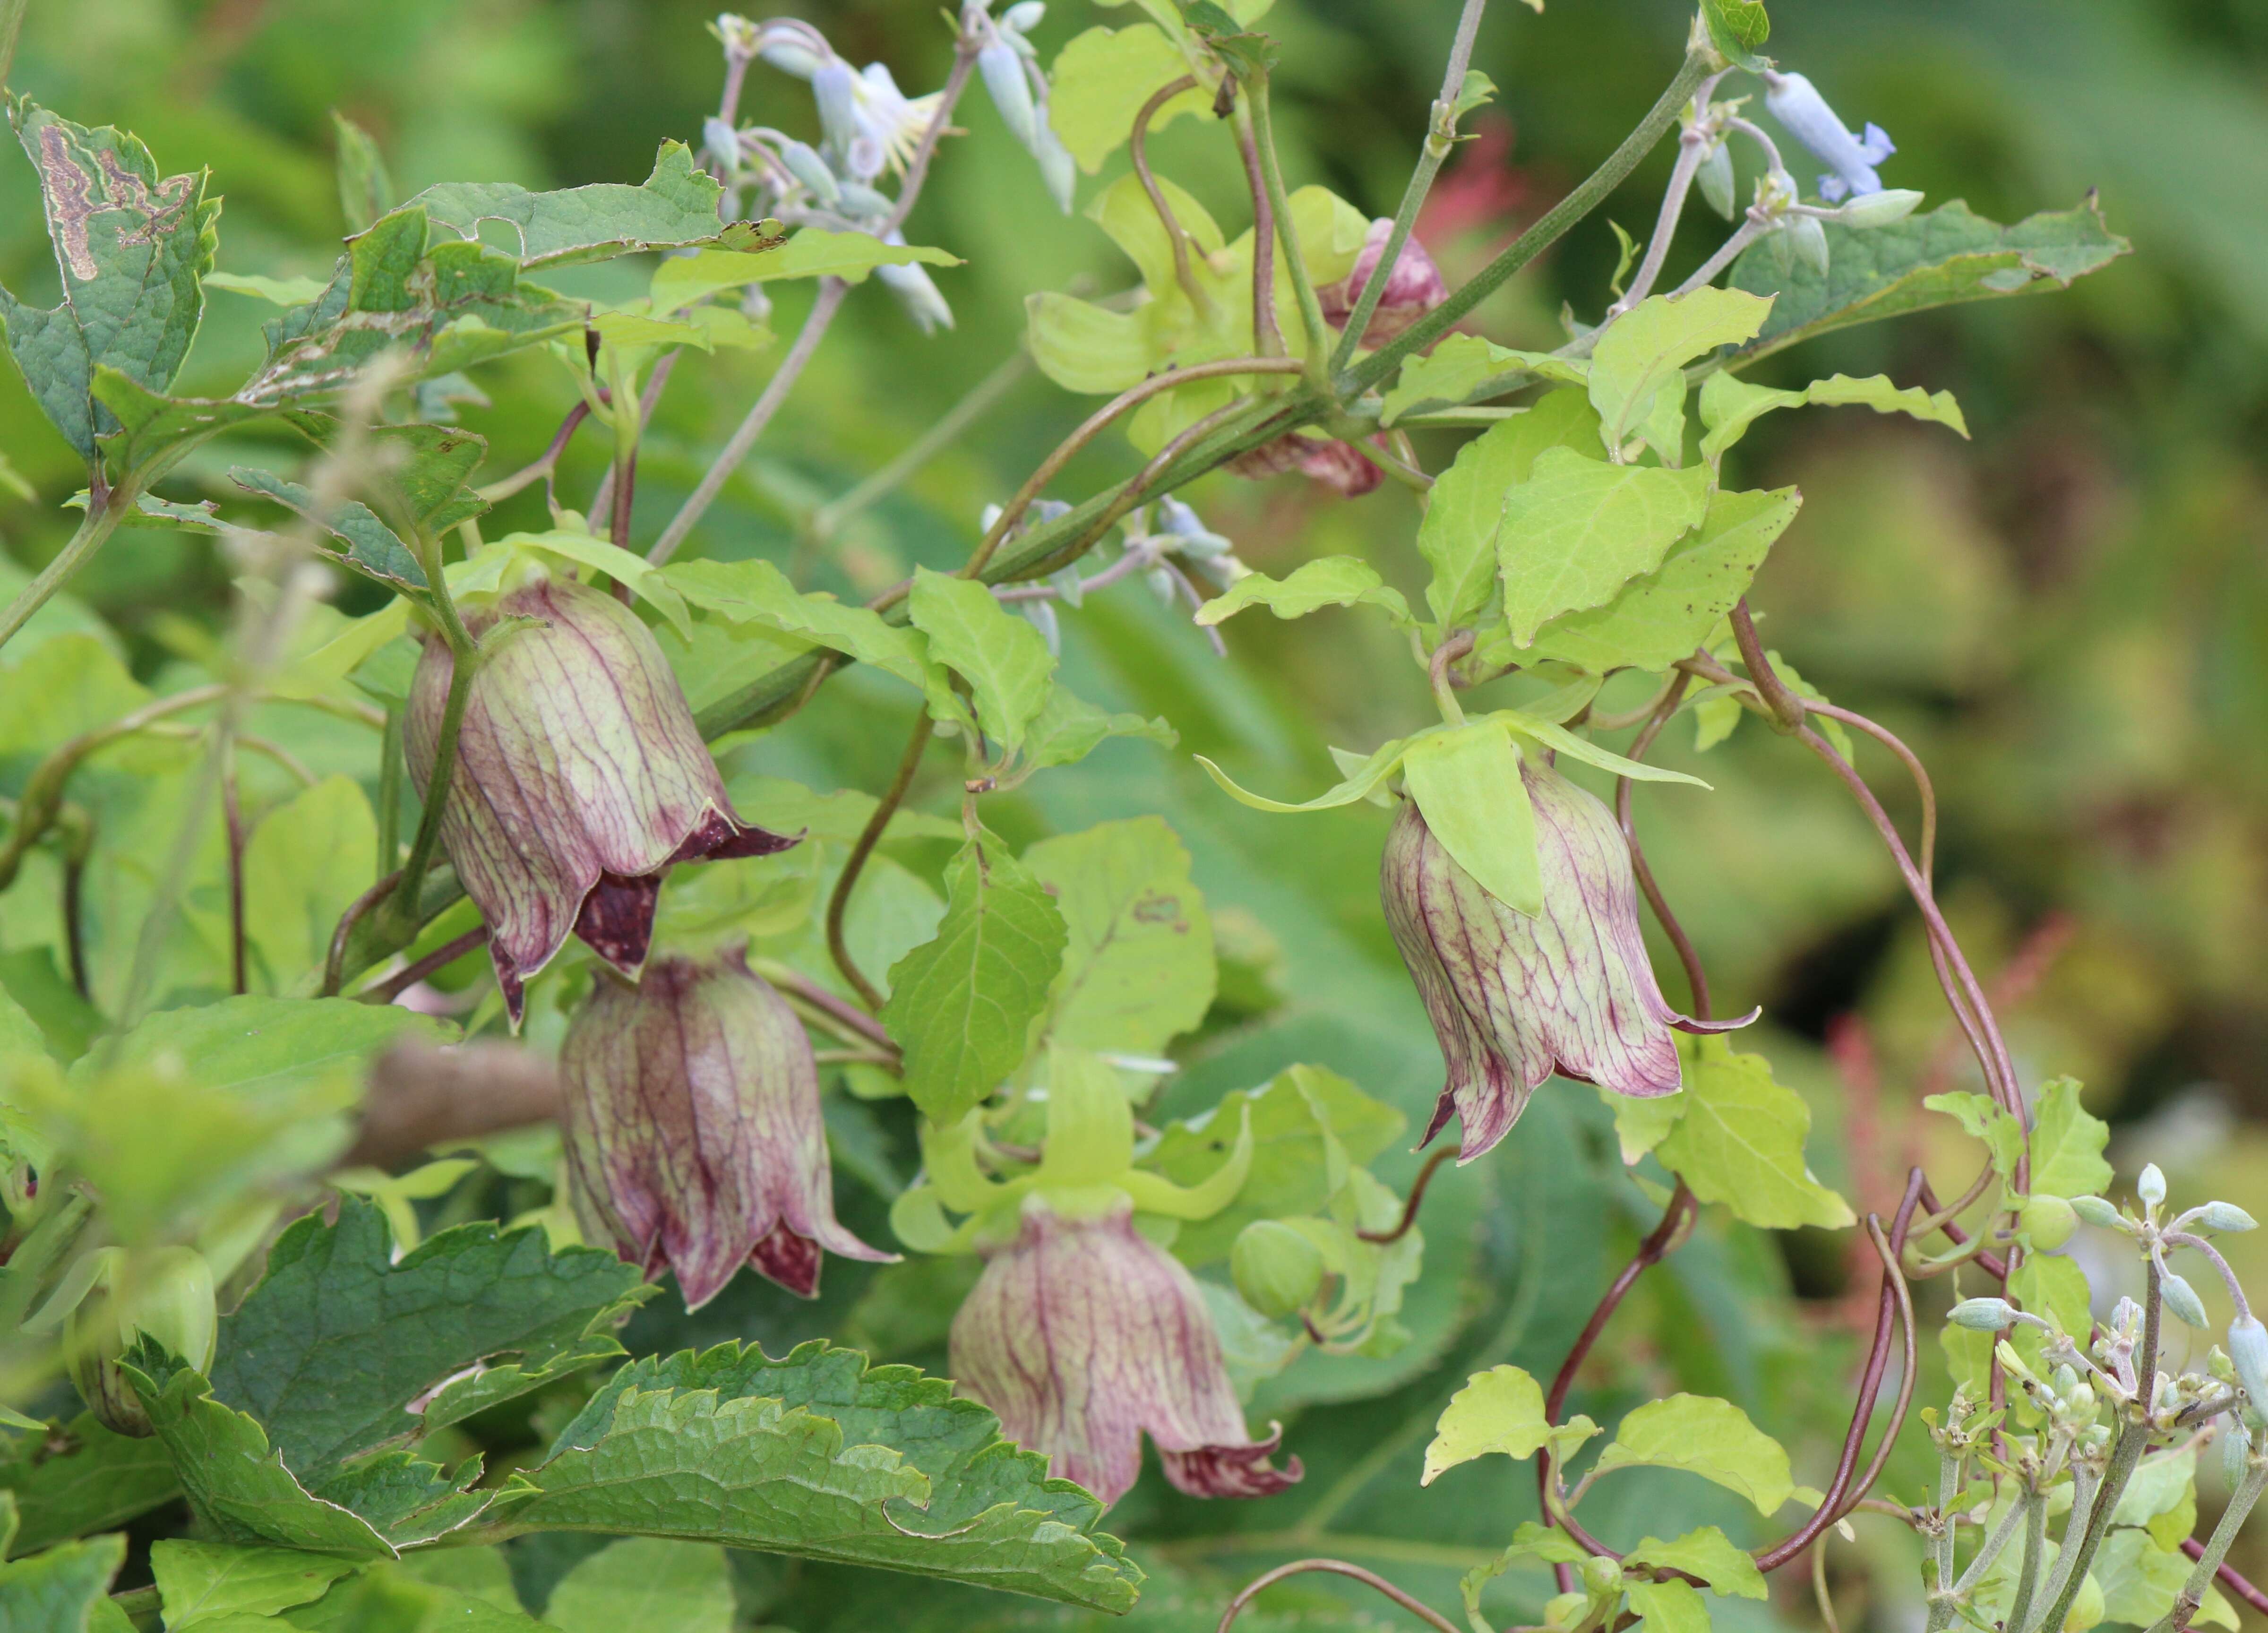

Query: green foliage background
left=2, top=0, right=2266, bottom=1627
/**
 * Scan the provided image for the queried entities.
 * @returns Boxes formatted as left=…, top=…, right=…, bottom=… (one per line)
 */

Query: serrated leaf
left=1624, top=1528, right=1769, bottom=1599
left=651, top=232, right=957, bottom=313
left=1418, top=389, right=1603, bottom=628
left=0, top=99, right=219, bottom=463
left=1422, top=1365, right=1553, bottom=1484
left=152, top=1539, right=359, bottom=1629
left=206, top=1198, right=649, bottom=1486
left=1024, top=818, right=1215, bottom=1057
left=0, top=1413, right=181, bottom=1556
left=1402, top=722, right=1542, bottom=916
left=1498, top=449, right=1710, bottom=646
left=1924, top=1090, right=2024, bottom=1182
left=1698, top=370, right=1966, bottom=464
left=1048, top=24, right=1209, bottom=174
left=2028, top=1076, right=2113, bottom=1199
left=882, top=838, right=1068, bottom=1123
left=492, top=1342, right=1142, bottom=1612
left=1589, top=288, right=1773, bottom=453
left=1657, top=1037, right=1854, bottom=1229
left=1525, top=485, right=1799, bottom=673
left=1728, top=198, right=2129, bottom=363
left=663, top=558, right=941, bottom=702
left=907, top=569, right=1057, bottom=754
left=231, top=466, right=430, bottom=595
left=1194, top=557, right=1412, bottom=628
left=407, top=142, right=773, bottom=270
left=332, top=112, right=394, bottom=235
left=1594, top=1392, right=1794, bottom=1515
left=0, top=1530, right=122, bottom=1632
left=1380, top=334, right=1590, bottom=426
left=1020, top=688, right=1175, bottom=771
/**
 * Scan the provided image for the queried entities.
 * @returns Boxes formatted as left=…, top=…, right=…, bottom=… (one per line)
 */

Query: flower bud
left=978, top=38, right=1038, bottom=149
left=2138, top=1163, right=2167, bottom=1207
left=66, top=1247, right=216, bottom=1438
left=559, top=950, right=894, bottom=1308
left=775, top=138, right=842, bottom=205
left=2020, top=1195, right=2079, bottom=1251
left=2161, top=1270, right=2209, bottom=1330
left=1950, top=1297, right=2019, bottom=1332
left=407, top=571, right=798, bottom=1026
left=951, top=1195, right=1303, bottom=1507
left=1695, top=140, right=1736, bottom=220
left=1838, top=188, right=1924, bottom=228
left=758, top=38, right=823, bottom=81
left=1317, top=219, right=1449, bottom=347
left=1231, top=1220, right=1326, bottom=1319
left=1036, top=123, right=1077, bottom=214
left=2070, top=1195, right=2124, bottom=1228
left=876, top=244, right=954, bottom=334
left=2199, top=1202, right=2259, bottom=1234
left=2228, top=1316, right=2268, bottom=1408
left=1786, top=214, right=1831, bottom=275
left=1580, top=1556, right=1622, bottom=1598
left=1225, top=433, right=1383, bottom=497
left=1380, top=764, right=1752, bottom=1161
left=1761, top=69, right=1894, bottom=202
left=1002, top=1, right=1046, bottom=31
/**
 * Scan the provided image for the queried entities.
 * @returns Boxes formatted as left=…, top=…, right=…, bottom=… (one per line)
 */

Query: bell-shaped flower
left=1380, top=757, right=1750, bottom=1160
left=812, top=54, right=942, bottom=183
left=1226, top=432, right=1383, bottom=497
left=876, top=229, right=955, bottom=333
left=559, top=950, right=894, bottom=1306
left=1762, top=69, right=1893, bottom=202
left=1318, top=219, right=1448, bottom=346
left=951, top=1192, right=1302, bottom=1506
left=405, top=569, right=796, bottom=1024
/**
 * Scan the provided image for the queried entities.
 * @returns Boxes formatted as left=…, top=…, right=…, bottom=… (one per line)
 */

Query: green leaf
left=650, top=232, right=955, bottom=313
left=230, top=467, right=430, bottom=596
left=0, top=99, right=220, bottom=463
left=1143, top=1063, right=1405, bottom=1263
left=1923, top=1090, right=2024, bottom=1182
left=1194, top=558, right=1413, bottom=629
left=1592, top=1392, right=1795, bottom=1515
left=1401, top=723, right=1543, bottom=917
left=2028, top=1076, right=2113, bottom=1199
left=2091, top=1529, right=2197, bottom=1630
left=1498, top=450, right=1710, bottom=646
left=0, top=629, right=148, bottom=758
left=1728, top=198, right=2130, bottom=364
left=2113, top=1447, right=2198, bottom=1554
left=542, top=1539, right=732, bottom=1633
left=882, top=838, right=1069, bottom=1123
left=207, top=1198, right=650, bottom=1486
left=1418, top=389, right=1604, bottom=628
left=495, top=529, right=690, bottom=641
left=280, top=1564, right=543, bottom=1631
left=1698, top=370, right=1967, bottom=465
left=906, top=569, right=1057, bottom=754
left=1524, top=485, right=1799, bottom=674
left=491, top=1342, right=1143, bottom=1612
left=205, top=273, right=331, bottom=306
left=0, top=1414, right=181, bottom=1556
left=1194, top=729, right=1425, bottom=815
left=1048, top=25, right=1209, bottom=174
left=1020, top=688, right=1175, bottom=771
left=1380, top=334, right=1590, bottom=426
left=1624, top=1577, right=1710, bottom=1633
left=1024, top=292, right=1152, bottom=395
left=1623, top=1528, right=1769, bottom=1599
left=363, top=422, right=490, bottom=534
left=332, top=112, right=394, bottom=235
left=1698, top=0, right=1770, bottom=69
left=664, top=558, right=940, bottom=702
left=152, top=1539, right=359, bottom=1629
left=1421, top=1365, right=1553, bottom=1484
left=1656, top=1037, right=1856, bottom=1230
left=1023, top=818, right=1216, bottom=1057
left=243, top=777, right=380, bottom=996
left=1588, top=288, right=1774, bottom=454
left=0, top=1531, right=122, bottom=1633
left=71, top=995, right=433, bottom=1107
left=407, top=142, right=775, bottom=270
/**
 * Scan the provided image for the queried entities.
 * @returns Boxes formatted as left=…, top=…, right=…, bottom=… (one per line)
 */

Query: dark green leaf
left=0, top=1530, right=121, bottom=1633
left=408, top=142, right=770, bottom=270
left=1699, top=0, right=1770, bottom=70
left=151, top=1538, right=360, bottom=1628
left=0, top=1414, right=181, bottom=1556
left=332, top=112, right=394, bottom=235
left=231, top=467, right=430, bottom=595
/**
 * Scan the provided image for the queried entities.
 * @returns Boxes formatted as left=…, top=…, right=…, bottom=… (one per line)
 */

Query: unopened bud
left=2138, top=1163, right=2167, bottom=1207
left=2225, top=1420, right=2253, bottom=1489
left=1002, top=0, right=1046, bottom=30
left=1951, top=1297, right=2019, bottom=1332
left=1837, top=188, right=1924, bottom=228
left=67, top=1247, right=217, bottom=1438
left=776, top=138, right=841, bottom=204
left=1580, top=1556, right=1622, bottom=1598
left=979, top=39, right=1037, bottom=148
left=2228, top=1316, right=2268, bottom=1407
left=2199, top=1202, right=2259, bottom=1234
left=1787, top=214, right=1830, bottom=275
left=1695, top=141, right=1735, bottom=220
left=1231, top=1220, right=1327, bottom=1320
left=2161, top=1271, right=2209, bottom=1330
left=2020, top=1195, right=2079, bottom=1251
left=2070, top=1195, right=2124, bottom=1228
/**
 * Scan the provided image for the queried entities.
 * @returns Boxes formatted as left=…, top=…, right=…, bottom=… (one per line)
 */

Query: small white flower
left=1763, top=69, right=1893, bottom=202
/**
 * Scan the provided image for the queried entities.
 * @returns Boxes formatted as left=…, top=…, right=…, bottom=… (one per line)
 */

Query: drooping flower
left=875, top=228, right=954, bottom=333
left=811, top=55, right=943, bottom=183
left=1226, top=432, right=1383, bottom=497
left=405, top=569, right=797, bottom=1024
left=950, top=1193, right=1303, bottom=1506
left=1762, top=69, right=1894, bottom=202
left=559, top=950, right=894, bottom=1307
left=1317, top=219, right=1449, bottom=347
left=1379, top=758, right=1752, bottom=1161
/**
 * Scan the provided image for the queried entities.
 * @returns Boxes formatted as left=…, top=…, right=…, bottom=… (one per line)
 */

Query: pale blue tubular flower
left=1762, top=69, right=1894, bottom=202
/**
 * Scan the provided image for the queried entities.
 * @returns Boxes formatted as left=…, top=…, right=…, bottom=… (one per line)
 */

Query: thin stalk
left=1231, top=103, right=1283, bottom=359
left=1951, top=1493, right=2031, bottom=1598
left=376, top=540, right=478, bottom=947
left=357, top=925, right=486, bottom=1006
left=1608, top=87, right=1722, bottom=316
left=59, top=810, right=90, bottom=999
left=2028, top=1465, right=2101, bottom=1633
left=1615, top=672, right=1710, bottom=1017
left=589, top=348, right=680, bottom=528
left=477, top=400, right=590, bottom=504
left=880, top=42, right=979, bottom=239
left=2040, top=1259, right=2166, bottom=1633
left=1351, top=51, right=1714, bottom=393
left=1666, top=214, right=1768, bottom=298
left=1215, top=1560, right=1462, bottom=1633
left=0, top=684, right=229, bottom=890
left=1356, top=1148, right=1454, bottom=1245
left=375, top=705, right=403, bottom=873
left=804, top=349, right=1031, bottom=550
left=1130, top=76, right=1209, bottom=314
left=1245, top=74, right=1332, bottom=388
left=0, top=480, right=137, bottom=654
left=826, top=713, right=935, bottom=1009
left=2148, top=1461, right=2268, bottom=1633
left=0, top=0, right=26, bottom=90
left=754, top=960, right=900, bottom=1053
left=221, top=739, right=247, bottom=996
left=2002, top=1492, right=2049, bottom=1633
left=1330, top=0, right=1488, bottom=372
left=1931, top=1450, right=1963, bottom=1611
left=2181, top=1543, right=2268, bottom=1618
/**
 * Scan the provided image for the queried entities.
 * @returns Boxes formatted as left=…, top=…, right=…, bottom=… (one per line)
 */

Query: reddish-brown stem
left=1132, top=76, right=1206, bottom=311
left=359, top=926, right=487, bottom=1006
left=761, top=963, right=899, bottom=1055
left=826, top=713, right=935, bottom=1010
left=1357, top=1148, right=1454, bottom=1245
left=1233, top=104, right=1283, bottom=358
left=1916, top=1180, right=2009, bottom=1281
left=1214, top=1559, right=1463, bottom=1633
left=1616, top=672, right=1711, bottom=1020
left=1730, top=600, right=1806, bottom=730
left=323, top=870, right=402, bottom=998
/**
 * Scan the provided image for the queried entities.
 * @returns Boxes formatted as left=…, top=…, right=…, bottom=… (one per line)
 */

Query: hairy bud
left=1379, top=765, right=1752, bottom=1161
left=67, top=1247, right=216, bottom=1438
left=407, top=572, right=797, bottom=1024
left=2228, top=1315, right=2268, bottom=1409
left=2138, top=1162, right=2167, bottom=1208
left=1950, top=1297, right=2019, bottom=1332
left=560, top=951, right=893, bottom=1308
left=2199, top=1202, right=2259, bottom=1234
left=950, top=1195, right=1303, bottom=1507
left=2070, top=1194, right=2124, bottom=1229
left=1317, top=219, right=1449, bottom=347
left=2160, top=1270, right=2209, bottom=1329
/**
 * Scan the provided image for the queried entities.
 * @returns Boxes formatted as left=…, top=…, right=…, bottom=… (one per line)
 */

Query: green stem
left=2003, top=1492, right=2049, bottom=1633
left=376, top=542, right=478, bottom=947
left=0, top=478, right=137, bottom=655
left=375, top=704, right=403, bottom=876
left=2144, top=1458, right=2268, bottom=1633
left=0, top=684, right=227, bottom=891
left=1929, top=1449, right=1963, bottom=1629
left=0, top=0, right=26, bottom=89
left=1348, top=49, right=1713, bottom=395
left=2027, top=1463, right=2100, bottom=1633
left=1245, top=73, right=1332, bottom=390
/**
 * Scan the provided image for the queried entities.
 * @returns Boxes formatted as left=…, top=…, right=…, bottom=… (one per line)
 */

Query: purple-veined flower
left=404, top=570, right=797, bottom=1025
left=1762, top=69, right=1894, bottom=203
left=560, top=949, right=894, bottom=1307
left=1317, top=218, right=1449, bottom=346
left=1226, top=433, right=1383, bottom=497
left=1380, top=759, right=1752, bottom=1160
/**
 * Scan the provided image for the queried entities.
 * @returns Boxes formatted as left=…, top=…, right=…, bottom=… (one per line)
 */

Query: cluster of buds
left=970, top=1, right=1075, bottom=212
left=1380, top=757, right=1750, bottom=1161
